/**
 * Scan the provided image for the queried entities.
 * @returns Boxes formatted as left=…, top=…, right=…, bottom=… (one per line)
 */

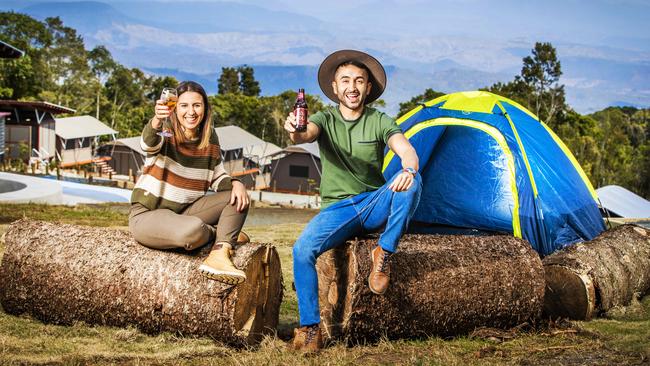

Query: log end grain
left=543, top=265, right=596, bottom=320
left=542, top=224, right=650, bottom=320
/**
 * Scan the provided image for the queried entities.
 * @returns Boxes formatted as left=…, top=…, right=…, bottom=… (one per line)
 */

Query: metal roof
left=244, top=142, right=283, bottom=165
left=0, top=40, right=24, bottom=59
left=104, top=136, right=145, bottom=156
left=214, top=125, right=266, bottom=151
left=55, top=115, right=117, bottom=139
left=284, top=142, right=320, bottom=159
left=0, top=100, right=75, bottom=114
left=596, top=185, right=650, bottom=218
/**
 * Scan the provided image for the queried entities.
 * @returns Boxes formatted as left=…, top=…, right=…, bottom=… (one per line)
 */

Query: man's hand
left=230, top=180, right=250, bottom=212
left=388, top=170, right=415, bottom=192
left=283, top=112, right=320, bottom=144
left=284, top=112, right=297, bottom=133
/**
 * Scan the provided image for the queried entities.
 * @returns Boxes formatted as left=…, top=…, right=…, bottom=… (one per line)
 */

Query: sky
left=127, top=0, right=650, bottom=48
left=3, top=0, right=649, bottom=111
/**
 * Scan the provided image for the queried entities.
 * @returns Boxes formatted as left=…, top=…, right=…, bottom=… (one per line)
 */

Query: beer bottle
left=294, top=88, right=308, bottom=132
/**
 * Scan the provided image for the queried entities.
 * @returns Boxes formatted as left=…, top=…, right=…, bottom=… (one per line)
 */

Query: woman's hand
left=230, top=180, right=250, bottom=212
left=152, top=99, right=172, bottom=129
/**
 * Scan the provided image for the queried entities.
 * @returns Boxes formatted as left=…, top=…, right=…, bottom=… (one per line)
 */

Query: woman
left=129, top=80, right=250, bottom=285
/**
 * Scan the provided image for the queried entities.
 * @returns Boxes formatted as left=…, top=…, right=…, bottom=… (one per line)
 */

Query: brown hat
left=318, top=49, right=386, bottom=104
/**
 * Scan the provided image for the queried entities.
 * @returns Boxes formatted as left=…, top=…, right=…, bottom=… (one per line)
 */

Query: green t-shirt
left=310, top=106, right=402, bottom=208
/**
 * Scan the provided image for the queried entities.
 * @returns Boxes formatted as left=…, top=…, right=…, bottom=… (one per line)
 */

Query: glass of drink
left=157, top=87, right=178, bottom=138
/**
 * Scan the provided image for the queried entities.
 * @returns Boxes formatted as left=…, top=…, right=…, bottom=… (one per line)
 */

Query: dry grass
left=0, top=205, right=649, bottom=365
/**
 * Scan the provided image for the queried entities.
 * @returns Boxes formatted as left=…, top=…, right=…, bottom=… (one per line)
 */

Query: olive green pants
left=129, top=191, right=248, bottom=251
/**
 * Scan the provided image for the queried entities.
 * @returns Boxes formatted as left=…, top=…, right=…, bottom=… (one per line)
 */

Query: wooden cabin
left=0, top=100, right=75, bottom=162
left=54, top=115, right=117, bottom=167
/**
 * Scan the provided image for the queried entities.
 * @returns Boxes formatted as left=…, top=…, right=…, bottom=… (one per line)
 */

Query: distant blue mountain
left=115, top=1, right=328, bottom=34
left=2, top=0, right=649, bottom=114
left=19, top=1, right=137, bottom=34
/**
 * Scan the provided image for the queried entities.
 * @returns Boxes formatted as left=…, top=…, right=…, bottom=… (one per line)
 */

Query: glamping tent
left=383, top=91, right=605, bottom=256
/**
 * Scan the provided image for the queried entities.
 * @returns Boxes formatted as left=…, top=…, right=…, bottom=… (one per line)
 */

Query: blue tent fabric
left=383, top=91, right=605, bottom=256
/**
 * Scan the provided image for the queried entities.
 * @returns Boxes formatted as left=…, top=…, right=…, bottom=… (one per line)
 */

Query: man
left=284, top=50, right=422, bottom=353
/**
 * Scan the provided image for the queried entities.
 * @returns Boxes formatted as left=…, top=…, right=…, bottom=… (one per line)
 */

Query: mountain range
left=1, top=0, right=649, bottom=115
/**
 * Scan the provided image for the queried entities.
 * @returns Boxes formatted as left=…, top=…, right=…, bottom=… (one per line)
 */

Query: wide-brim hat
left=318, top=49, right=386, bottom=104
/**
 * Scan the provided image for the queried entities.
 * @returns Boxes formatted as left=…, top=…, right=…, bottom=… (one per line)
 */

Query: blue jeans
left=293, top=172, right=422, bottom=326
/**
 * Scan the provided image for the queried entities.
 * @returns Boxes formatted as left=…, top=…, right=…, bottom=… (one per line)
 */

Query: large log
left=543, top=224, right=650, bottom=320
left=316, top=234, right=545, bottom=342
left=0, top=219, right=283, bottom=346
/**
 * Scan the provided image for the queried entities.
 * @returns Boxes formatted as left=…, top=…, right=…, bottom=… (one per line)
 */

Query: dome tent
left=383, top=91, right=605, bottom=256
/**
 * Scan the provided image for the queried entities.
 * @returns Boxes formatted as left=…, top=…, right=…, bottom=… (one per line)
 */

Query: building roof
left=285, top=142, right=320, bottom=159
left=55, top=115, right=117, bottom=139
left=0, top=40, right=24, bottom=59
left=596, top=185, right=650, bottom=218
left=0, top=100, right=75, bottom=114
left=104, top=136, right=145, bottom=156
left=245, top=142, right=283, bottom=165
left=214, top=125, right=266, bottom=151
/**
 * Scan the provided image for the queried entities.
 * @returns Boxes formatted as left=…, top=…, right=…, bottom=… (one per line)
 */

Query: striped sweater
left=130, top=121, right=234, bottom=213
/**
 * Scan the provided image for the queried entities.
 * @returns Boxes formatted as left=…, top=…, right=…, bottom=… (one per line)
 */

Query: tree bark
left=316, top=234, right=545, bottom=342
left=0, top=219, right=283, bottom=346
left=543, top=224, right=650, bottom=320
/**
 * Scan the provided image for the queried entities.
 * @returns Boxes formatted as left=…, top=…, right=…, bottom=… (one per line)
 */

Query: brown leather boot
left=236, top=231, right=250, bottom=246
left=287, top=324, right=323, bottom=353
left=368, top=245, right=392, bottom=295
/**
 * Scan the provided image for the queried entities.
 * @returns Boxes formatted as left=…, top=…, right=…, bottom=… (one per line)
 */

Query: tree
left=518, top=42, right=566, bottom=127
left=0, top=12, right=52, bottom=99
left=238, top=65, right=260, bottom=97
left=42, top=17, right=95, bottom=112
left=218, top=67, right=239, bottom=95
left=87, top=46, right=116, bottom=119
left=552, top=110, right=602, bottom=182
left=397, top=88, right=445, bottom=117
left=484, top=42, right=566, bottom=128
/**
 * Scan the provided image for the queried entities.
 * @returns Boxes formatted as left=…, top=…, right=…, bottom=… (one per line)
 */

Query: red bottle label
left=295, top=107, right=307, bottom=131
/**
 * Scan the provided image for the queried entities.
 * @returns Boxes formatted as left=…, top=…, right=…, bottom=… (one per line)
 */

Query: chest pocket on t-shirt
left=354, top=140, right=382, bottom=165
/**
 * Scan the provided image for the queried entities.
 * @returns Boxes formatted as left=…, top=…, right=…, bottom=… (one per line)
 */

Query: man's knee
left=292, top=238, right=318, bottom=265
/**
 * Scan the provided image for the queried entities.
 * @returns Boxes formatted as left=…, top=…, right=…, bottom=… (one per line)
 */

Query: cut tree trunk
left=316, top=234, right=545, bottom=342
left=543, top=224, right=650, bottom=320
left=0, top=219, right=283, bottom=346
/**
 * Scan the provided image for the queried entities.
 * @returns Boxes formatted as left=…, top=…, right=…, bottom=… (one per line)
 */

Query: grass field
left=0, top=203, right=648, bottom=365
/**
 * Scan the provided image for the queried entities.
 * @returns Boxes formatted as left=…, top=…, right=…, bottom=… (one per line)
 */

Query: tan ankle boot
left=199, top=242, right=246, bottom=285
left=368, top=245, right=391, bottom=295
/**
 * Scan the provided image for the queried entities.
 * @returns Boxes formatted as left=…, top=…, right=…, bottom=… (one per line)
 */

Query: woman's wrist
left=151, top=117, right=163, bottom=130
